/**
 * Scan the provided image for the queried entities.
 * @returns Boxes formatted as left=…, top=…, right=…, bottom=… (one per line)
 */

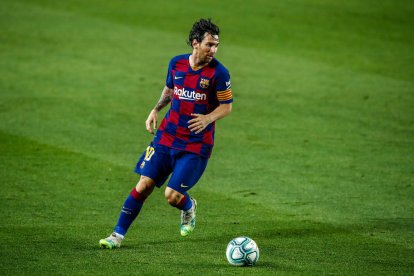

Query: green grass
left=1, top=0, right=413, bottom=274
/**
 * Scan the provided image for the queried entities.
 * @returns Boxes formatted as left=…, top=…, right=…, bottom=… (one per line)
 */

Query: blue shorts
left=134, top=142, right=208, bottom=194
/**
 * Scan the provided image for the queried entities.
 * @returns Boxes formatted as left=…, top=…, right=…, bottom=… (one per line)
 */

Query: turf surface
left=1, top=0, right=413, bottom=274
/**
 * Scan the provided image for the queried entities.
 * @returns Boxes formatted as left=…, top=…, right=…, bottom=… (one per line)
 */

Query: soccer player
left=99, top=18, right=233, bottom=249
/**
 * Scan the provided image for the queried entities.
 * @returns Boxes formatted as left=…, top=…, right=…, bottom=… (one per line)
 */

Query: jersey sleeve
left=165, top=58, right=174, bottom=88
left=215, top=68, right=233, bottom=104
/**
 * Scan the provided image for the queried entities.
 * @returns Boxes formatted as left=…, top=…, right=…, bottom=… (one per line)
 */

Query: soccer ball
left=226, top=236, right=259, bottom=266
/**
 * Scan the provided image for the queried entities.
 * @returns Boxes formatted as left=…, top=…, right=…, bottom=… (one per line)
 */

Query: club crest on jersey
left=199, top=78, right=210, bottom=89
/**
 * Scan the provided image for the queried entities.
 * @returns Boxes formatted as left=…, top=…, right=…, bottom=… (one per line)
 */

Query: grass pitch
left=1, top=0, right=413, bottom=274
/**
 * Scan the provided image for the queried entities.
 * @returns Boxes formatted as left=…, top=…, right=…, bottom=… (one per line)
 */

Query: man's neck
left=189, top=53, right=208, bottom=71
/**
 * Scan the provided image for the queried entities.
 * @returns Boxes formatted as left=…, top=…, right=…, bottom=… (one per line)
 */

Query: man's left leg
left=165, top=152, right=208, bottom=236
left=165, top=187, right=197, bottom=237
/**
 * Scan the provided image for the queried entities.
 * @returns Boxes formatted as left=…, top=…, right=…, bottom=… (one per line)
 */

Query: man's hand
left=145, top=109, right=158, bottom=134
left=188, top=113, right=212, bottom=134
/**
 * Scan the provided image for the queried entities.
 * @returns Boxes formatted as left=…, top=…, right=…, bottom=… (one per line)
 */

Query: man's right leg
left=99, top=176, right=155, bottom=249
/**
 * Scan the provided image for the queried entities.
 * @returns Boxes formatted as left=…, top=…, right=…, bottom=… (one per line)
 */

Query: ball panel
left=233, top=237, right=248, bottom=245
left=243, top=240, right=256, bottom=251
left=231, top=247, right=244, bottom=260
left=245, top=251, right=259, bottom=265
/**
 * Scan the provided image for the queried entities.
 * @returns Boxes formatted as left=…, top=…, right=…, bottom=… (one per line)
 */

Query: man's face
left=193, top=32, right=219, bottom=64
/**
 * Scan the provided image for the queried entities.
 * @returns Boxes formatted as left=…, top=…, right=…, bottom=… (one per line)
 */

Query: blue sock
left=114, top=188, right=146, bottom=236
left=177, top=193, right=193, bottom=211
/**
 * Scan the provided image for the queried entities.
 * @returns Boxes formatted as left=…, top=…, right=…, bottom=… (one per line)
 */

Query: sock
left=176, top=193, right=193, bottom=211
left=114, top=188, right=147, bottom=236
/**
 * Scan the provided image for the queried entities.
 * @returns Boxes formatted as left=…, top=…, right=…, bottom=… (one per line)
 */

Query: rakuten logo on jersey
left=174, top=86, right=206, bottom=101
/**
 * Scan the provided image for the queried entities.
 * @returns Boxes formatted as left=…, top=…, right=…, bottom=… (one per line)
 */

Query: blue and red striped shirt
left=153, top=54, right=233, bottom=158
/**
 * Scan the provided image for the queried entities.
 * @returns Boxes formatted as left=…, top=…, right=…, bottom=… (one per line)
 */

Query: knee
left=135, top=176, right=155, bottom=197
left=166, top=196, right=179, bottom=206
left=165, top=188, right=183, bottom=207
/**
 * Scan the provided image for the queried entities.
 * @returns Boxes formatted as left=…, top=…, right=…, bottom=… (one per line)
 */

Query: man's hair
left=188, top=18, right=220, bottom=47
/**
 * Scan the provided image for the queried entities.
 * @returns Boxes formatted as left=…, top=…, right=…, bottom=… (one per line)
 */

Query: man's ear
left=192, top=39, right=199, bottom=49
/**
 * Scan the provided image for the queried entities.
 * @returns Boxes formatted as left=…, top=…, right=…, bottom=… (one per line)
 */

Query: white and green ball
left=226, top=237, right=259, bottom=266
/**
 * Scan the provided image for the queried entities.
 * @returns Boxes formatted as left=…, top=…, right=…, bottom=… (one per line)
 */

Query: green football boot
left=99, top=232, right=122, bottom=249
left=180, top=198, right=197, bottom=237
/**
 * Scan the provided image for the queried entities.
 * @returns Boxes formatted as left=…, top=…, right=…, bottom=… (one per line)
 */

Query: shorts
left=134, top=142, right=208, bottom=194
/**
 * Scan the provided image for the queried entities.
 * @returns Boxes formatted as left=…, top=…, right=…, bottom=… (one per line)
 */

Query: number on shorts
left=144, top=146, right=155, bottom=161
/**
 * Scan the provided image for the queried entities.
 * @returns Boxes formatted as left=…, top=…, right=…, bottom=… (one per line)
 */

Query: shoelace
left=109, top=233, right=120, bottom=242
left=181, top=209, right=193, bottom=224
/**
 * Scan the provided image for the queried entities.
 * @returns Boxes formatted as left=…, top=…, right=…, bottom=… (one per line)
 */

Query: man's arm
left=188, top=103, right=232, bottom=134
left=145, top=86, right=173, bottom=134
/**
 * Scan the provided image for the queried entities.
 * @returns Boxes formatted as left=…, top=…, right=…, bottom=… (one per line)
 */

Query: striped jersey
left=153, top=54, right=233, bottom=158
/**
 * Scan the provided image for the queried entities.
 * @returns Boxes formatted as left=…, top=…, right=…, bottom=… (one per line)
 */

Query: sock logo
left=121, top=207, right=133, bottom=215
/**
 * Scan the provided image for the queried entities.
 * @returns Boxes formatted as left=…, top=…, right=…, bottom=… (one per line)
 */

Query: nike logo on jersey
left=174, top=76, right=183, bottom=80
left=180, top=183, right=189, bottom=188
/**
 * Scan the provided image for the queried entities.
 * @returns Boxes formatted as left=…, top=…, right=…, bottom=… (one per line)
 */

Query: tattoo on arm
left=154, top=87, right=173, bottom=112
